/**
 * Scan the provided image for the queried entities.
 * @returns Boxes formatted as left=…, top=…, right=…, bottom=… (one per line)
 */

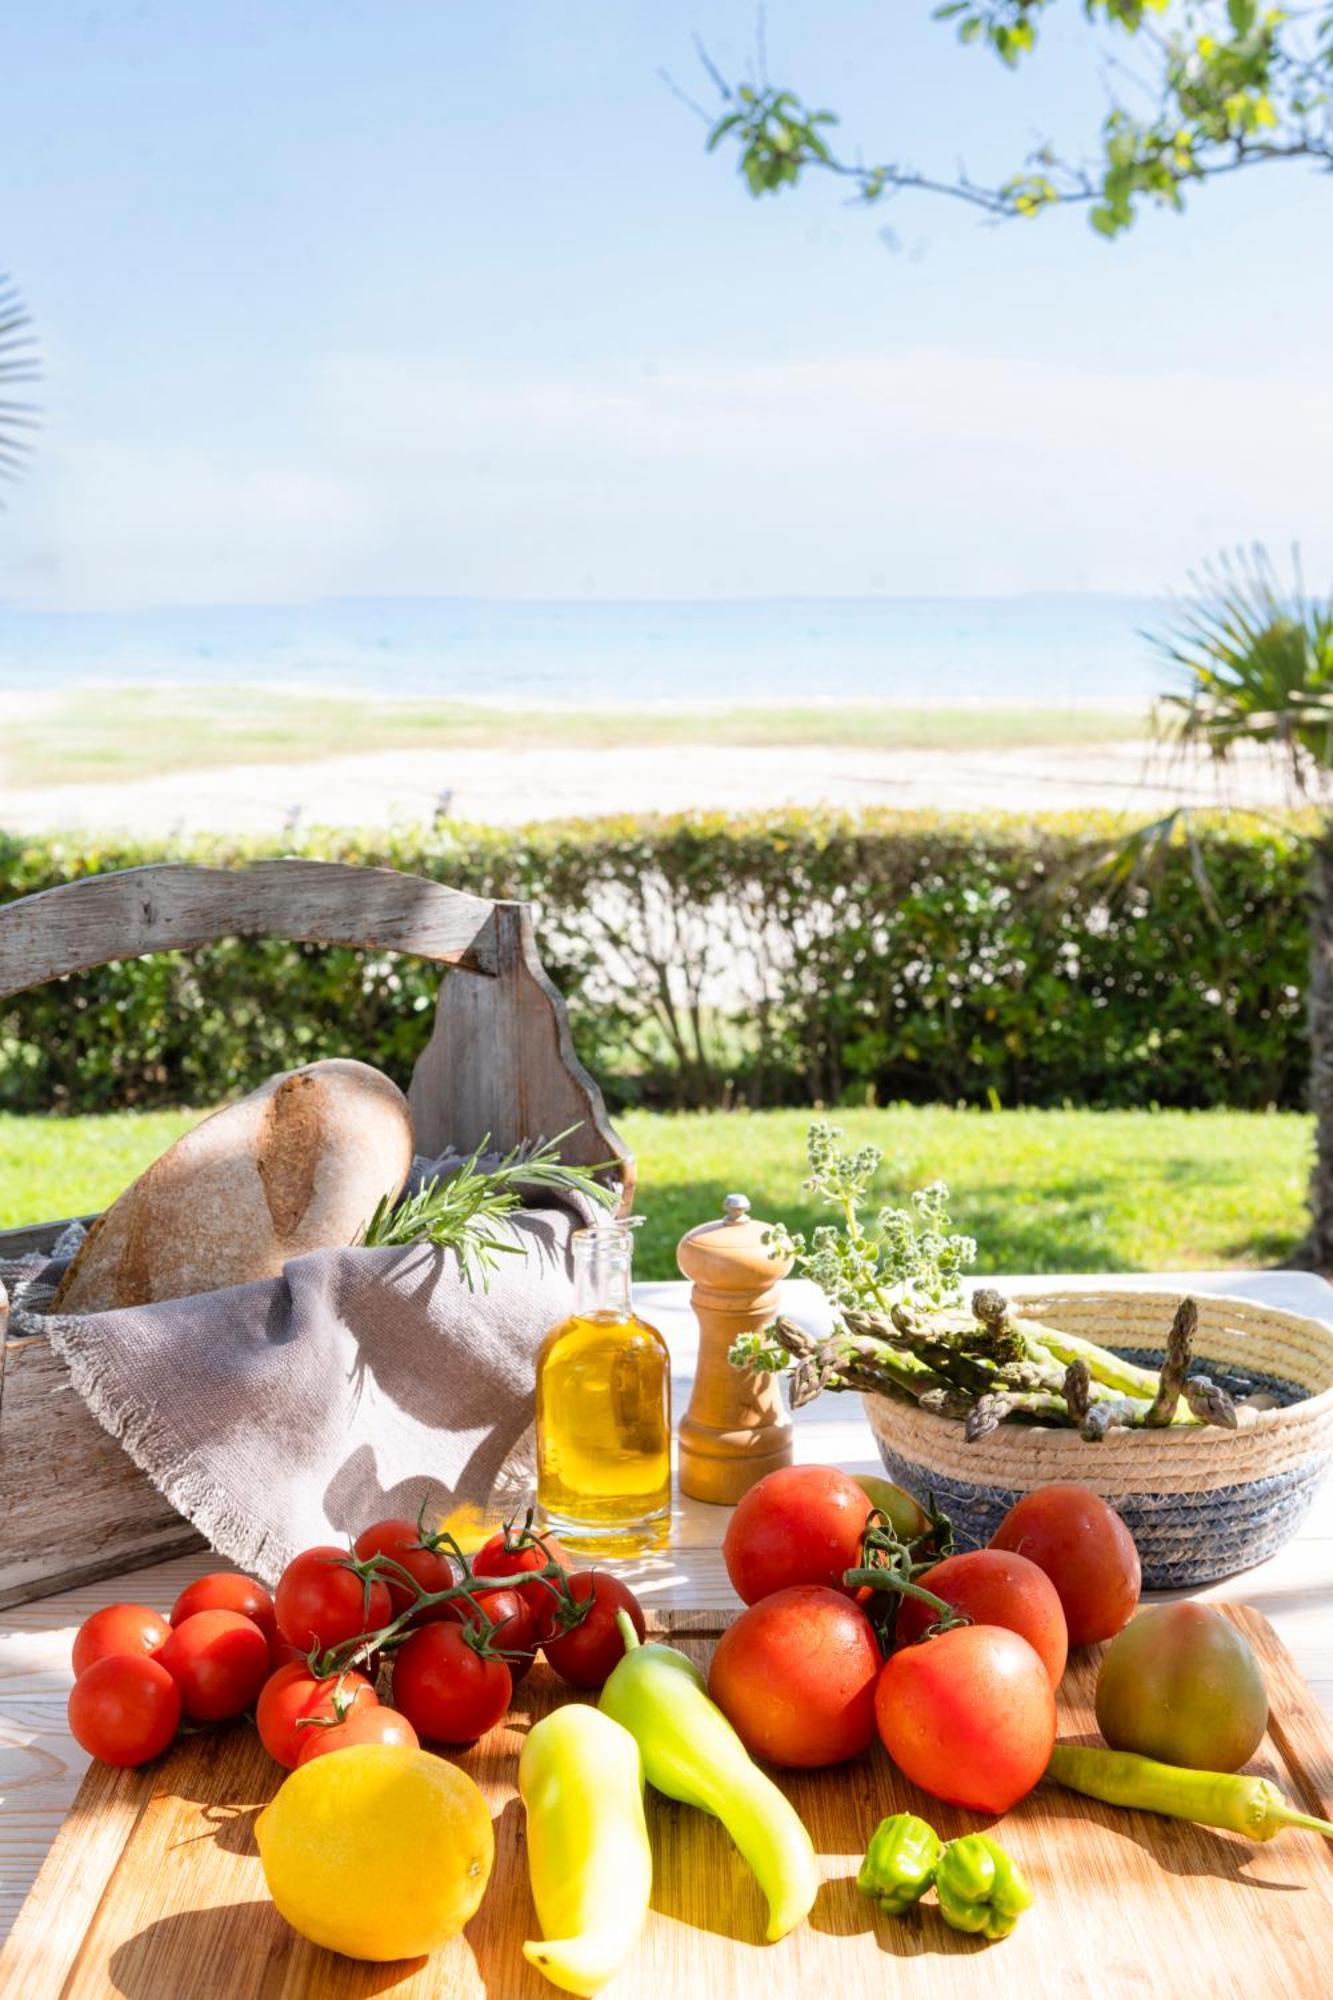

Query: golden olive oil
left=536, top=1222, right=671, bottom=1554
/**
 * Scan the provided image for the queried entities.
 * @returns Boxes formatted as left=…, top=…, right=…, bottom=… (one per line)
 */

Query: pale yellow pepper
left=519, top=1702, right=652, bottom=1996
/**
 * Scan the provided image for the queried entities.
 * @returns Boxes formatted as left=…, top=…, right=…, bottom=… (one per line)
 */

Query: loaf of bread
left=52, top=1059, right=414, bottom=1313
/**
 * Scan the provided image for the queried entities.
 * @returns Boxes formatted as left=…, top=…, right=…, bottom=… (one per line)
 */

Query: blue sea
left=0, top=594, right=1178, bottom=705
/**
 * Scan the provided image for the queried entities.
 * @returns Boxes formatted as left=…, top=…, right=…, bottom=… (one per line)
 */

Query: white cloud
left=5, top=345, right=1330, bottom=607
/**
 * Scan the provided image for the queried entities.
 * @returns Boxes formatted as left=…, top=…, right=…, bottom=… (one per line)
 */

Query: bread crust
left=51, top=1059, right=414, bottom=1313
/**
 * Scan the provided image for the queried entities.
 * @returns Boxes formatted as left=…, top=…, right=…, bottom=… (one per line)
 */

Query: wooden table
left=3, top=1271, right=1331, bottom=1947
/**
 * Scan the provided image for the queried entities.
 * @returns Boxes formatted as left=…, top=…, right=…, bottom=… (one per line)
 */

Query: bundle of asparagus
left=728, top=1123, right=1239, bottom=1444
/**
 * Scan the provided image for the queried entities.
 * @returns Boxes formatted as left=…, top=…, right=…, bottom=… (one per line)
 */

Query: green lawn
left=0, top=1105, right=1310, bottom=1280
left=0, top=688, right=1147, bottom=788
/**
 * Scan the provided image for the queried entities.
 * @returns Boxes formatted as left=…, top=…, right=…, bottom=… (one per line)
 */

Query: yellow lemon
left=255, top=1743, right=494, bottom=1961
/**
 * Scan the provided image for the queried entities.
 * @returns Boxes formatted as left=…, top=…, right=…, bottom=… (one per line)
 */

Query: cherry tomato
left=274, top=1545, right=392, bottom=1653
left=352, top=1519, right=457, bottom=1619
left=255, top=1661, right=377, bottom=1769
left=170, top=1573, right=277, bottom=1654
left=542, top=1573, right=646, bottom=1690
left=155, top=1609, right=271, bottom=1722
left=875, top=1623, right=1056, bottom=1812
left=463, top=1586, right=537, bottom=1686
left=295, top=1701, right=420, bottom=1765
left=708, top=1584, right=880, bottom=1767
left=391, top=1622, right=512, bottom=1745
left=990, top=1482, right=1141, bottom=1647
left=72, top=1603, right=171, bottom=1679
left=68, top=1654, right=181, bottom=1767
left=473, top=1526, right=569, bottom=1643
left=893, top=1549, right=1069, bottom=1688
left=722, top=1465, right=872, bottom=1605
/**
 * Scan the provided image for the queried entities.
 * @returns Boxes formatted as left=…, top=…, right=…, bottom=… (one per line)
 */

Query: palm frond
left=1154, top=545, right=1333, bottom=793
left=0, top=273, right=40, bottom=495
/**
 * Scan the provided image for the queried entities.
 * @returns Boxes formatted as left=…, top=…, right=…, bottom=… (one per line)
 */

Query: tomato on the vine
left=170, top=1573, right=277, bottom=1652
left=68, top=1655, right=181, bottom=1767
left=72, top=1602, right=171, bottom=1679
left=722, top=1465, right=872, bottom=1605
left=542, top=1573, right=646, bottom=1690
left=155, top=1609, right=272, bottom=1722
left=874, top=1623, right=1056, bottom=1813
left=274, top=1545, right=392, bottom=1654
left=463, top=1586, right=537, bottom=1685
left=255, top=1662, right=377, bottom=1769
left=708, top=1584, right=880, bottom=1767
left=990, top=1483, right=1140, bottom=1647
left=472, top=1526, right=569, bottom=1644
left=352, top=1518, right=457, bottom=1619
left=295, top=1701, right=419, bottom=1765
left=391, top=1622, right=512, bottom=1745
left=892, top=1549, right=1069, bottom=1689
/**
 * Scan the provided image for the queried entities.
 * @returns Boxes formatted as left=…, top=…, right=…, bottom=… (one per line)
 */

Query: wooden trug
left=0, top=860, right=632, bottom=1606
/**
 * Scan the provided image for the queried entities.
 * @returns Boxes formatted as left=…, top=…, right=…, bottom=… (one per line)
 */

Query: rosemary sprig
left=359, top=1127, right=617, bottom=1290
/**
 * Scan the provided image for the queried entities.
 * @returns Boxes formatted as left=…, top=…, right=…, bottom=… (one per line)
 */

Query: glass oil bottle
left=535, top=1219, right=671, bottom=1554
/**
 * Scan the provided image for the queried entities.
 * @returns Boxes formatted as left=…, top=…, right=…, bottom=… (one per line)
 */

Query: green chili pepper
left=934, top=1833, right=1034, bottom=1942
left=1047, top=1743, right=1333, bottom=1842
left=599, top=1611, right=819, bottom=1942
left=856, top=1812, right=942, bottom=1916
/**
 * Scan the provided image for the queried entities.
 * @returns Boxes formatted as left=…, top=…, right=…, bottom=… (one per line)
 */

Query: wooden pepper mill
left=676, top=1193, right=794, bottom=1505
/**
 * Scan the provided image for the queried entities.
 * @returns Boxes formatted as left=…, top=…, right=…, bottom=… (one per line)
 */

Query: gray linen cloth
left=7, top=1166, right=600, bottom=1586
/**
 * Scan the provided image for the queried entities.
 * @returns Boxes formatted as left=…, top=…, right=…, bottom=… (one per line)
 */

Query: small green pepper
left=934, top=1834, right=1033, bottom=1942
left=856, top=1812, right=942, bottom=1916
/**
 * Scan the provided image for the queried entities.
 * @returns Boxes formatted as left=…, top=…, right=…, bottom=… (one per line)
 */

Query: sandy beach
left=0, top=732, right=1300, bottom=836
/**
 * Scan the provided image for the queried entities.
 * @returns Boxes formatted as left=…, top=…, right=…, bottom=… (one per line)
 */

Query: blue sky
left=1, top=0, right=1329, bottom=609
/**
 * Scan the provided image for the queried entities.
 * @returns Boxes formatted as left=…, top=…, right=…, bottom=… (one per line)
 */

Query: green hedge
left=0, top=811, right=1312, bottom=1116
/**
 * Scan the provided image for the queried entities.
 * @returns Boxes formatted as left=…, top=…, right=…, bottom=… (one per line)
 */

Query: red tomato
left=352, top=1519, right=457, bottom=1619
left=72, top=1602, right=171, bottom=1679
left=472, top=1527, right=569, bottom=1644
left=295, top=1702, right=420, bottom=1765
left=462, top=1586, right=537, bottom=1686
left=875, top=1624, right=1056, bottom=1812
left=274, top=1545, right=392, bottom=1654
left=542, top=1573, right=646, bottom=1690
left=708, top=1584, right=881, bottom=1767
left=391, top=1622, right=512, bottom=1745
left=255, top=1662, right=377, bottom=1769
left=170, top=1573, right=277, bottom=1653
left=68, top=1655, right=181, bottom=1767
left=722, top=1465, right=873, bottom=1605
left=990, top=1483, right=1141, bottom=1647
left=893, top=1549, right=1069, bottom=1688
left=155, top=1609, right=271, bottom=1723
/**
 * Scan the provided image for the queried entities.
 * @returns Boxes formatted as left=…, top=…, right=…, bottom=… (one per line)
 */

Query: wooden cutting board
left=2, top=1605, right=1330, bottom=2000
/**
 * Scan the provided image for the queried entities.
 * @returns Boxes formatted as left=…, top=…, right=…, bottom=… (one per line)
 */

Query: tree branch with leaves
left=689, top=1, right=1333, bottom=236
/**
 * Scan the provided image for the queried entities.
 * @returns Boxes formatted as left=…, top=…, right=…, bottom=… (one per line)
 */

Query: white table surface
left=2, top=1270, right=1331, bottom=1945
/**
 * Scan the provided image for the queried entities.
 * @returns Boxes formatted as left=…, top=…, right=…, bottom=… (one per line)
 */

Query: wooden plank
left=0, top=1214, right=91, bottom=1258
left=0, top=1329, right=205, bottom=1609
left=0, top=860, right=502, bottom=998
left=1, top=1609, right=1329, bottom=1999
left=408, top=902, right=634, bottom=1205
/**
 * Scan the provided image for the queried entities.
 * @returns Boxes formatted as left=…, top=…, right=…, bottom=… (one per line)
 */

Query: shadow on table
left=107, top=1903, right=424, bottom=1997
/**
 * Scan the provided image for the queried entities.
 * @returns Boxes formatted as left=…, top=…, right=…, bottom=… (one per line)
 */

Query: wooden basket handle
left=0, top=860, right=634, bottom=1209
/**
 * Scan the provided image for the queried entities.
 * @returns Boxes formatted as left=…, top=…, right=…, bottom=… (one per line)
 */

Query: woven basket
left=863, top=1290, right=1333, bottom=1588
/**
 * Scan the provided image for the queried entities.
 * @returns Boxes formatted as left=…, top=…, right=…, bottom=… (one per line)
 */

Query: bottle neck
left=573, top=1227, right=635, bottom=1320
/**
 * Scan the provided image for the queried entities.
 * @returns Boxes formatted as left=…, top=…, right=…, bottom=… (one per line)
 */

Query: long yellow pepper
left=519, top=1704, right=652, bottom=1996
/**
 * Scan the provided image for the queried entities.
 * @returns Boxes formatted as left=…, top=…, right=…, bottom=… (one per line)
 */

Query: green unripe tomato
left=852, top=1474, right=938, bottom=1548
left=1094, top=1603, right=1267, bottom=1772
